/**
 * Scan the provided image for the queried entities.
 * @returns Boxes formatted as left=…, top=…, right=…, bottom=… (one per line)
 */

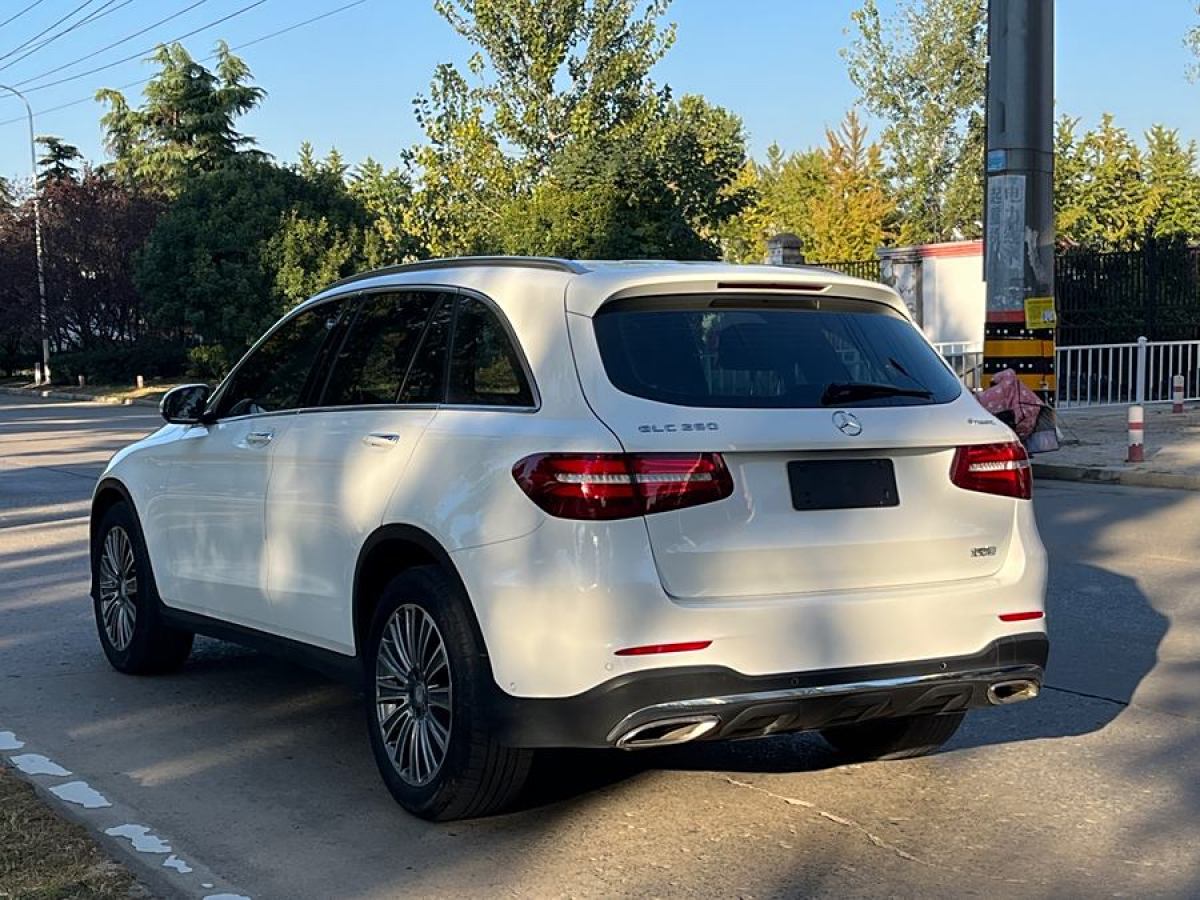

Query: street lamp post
left=0, top=84, right=50, bottom=384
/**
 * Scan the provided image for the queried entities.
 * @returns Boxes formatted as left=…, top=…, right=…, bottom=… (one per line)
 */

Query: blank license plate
left=787, top=459, right=899, bottom=511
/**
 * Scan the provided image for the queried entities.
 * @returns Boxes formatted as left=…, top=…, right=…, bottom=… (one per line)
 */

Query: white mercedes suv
left=90, top=257, right=1048, bottom=821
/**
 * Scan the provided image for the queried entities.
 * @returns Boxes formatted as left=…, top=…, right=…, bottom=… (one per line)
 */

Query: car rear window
left=592, top=295, right=962, bottom=408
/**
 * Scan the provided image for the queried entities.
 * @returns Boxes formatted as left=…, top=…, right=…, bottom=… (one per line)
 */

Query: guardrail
left=934, top=341, right=985, bottom=390
left=1057, top=337, right=1200, bottom=408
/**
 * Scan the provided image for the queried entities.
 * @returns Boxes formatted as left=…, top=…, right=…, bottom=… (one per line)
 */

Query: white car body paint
left=95, top=260, right=1047, bottom=702
left=105, top=824, right=172, bottom=854
left=0, top=730, right=24, bottom=750
left=9, top=753, right=71, bottom=776
left=50, top=780, right=111, bottom=809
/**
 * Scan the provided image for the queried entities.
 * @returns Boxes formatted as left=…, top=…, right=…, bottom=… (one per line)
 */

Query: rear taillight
left=950, top=442, right=1032, bottom=500
left=512, top=453, right=734, bottom=520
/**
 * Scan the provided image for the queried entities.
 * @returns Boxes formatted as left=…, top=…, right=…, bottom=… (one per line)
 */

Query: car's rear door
left=567, top=291, right=1022, bottom=601
left=261, top=290, right=451, bottom=652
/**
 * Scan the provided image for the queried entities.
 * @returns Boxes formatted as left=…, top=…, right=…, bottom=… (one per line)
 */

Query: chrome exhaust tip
left=987, top=678, right=1041, bottom=705
left=615, top=716, right=720, bottom=750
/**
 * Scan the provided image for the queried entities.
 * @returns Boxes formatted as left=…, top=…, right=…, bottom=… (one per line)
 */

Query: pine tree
left=807, top=111, right=895, bottom=260
left=35, top=136, right=84, bottom=187
left=96, top=41, right=266, bottom=195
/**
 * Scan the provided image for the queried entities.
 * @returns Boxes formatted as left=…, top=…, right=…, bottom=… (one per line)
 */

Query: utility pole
left=983, top=0, right=1055, bottom=402
left=0, top=84, right=50, bottom=385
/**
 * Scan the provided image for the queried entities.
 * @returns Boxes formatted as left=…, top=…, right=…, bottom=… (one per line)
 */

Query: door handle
left=362, top=432, right=401, bottom=448
left=244, top=430, right=274, bottom=447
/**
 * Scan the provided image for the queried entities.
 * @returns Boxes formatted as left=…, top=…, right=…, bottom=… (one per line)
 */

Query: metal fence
left=934, top=342, right=985, bottom=390
left=1056, top=338, right=1200, bottom=408
left=813, top=258, right=884, bottom=283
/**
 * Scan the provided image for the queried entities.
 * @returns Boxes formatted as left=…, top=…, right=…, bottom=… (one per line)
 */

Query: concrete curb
left=1034, top=461, right=1200, bottom=492
left=0, top=385, right=160, bottom=408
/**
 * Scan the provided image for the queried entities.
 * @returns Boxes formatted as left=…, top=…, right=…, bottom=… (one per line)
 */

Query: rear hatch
left=567, top=287, right=1023, bottom=600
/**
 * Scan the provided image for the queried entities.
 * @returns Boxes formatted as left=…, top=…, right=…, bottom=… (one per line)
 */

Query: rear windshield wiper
left=820, top=382, right=933, bottom=405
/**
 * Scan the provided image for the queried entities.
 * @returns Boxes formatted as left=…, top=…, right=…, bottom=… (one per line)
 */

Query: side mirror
left=160, top=384, right=212, bottom=425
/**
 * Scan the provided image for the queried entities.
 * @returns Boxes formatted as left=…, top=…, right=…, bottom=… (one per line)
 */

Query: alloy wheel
left=375, top=604, right=453, bottom=787
left=98, top=526, right=138, bottom=651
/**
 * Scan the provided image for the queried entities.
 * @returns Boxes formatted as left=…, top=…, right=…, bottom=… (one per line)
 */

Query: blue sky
left=1, top=0, right=1198, bottom=183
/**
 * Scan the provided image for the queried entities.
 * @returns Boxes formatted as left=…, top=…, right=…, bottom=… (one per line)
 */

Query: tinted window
left=214, top=303, right=344, bottom=418
left=592, top=297, right=961, bottom=408
left=398, top=297, right=453, bottom=404
left=320, top=292, right=440, bottom=407
left=447, top=298, right=534, bottom=406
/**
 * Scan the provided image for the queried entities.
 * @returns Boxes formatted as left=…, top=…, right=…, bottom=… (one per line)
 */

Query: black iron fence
left=1057, top=241, right=1200, bottom=346
left=812, top=242, right=1200, bottom=347
left=813, top=258, right=884, bottom=283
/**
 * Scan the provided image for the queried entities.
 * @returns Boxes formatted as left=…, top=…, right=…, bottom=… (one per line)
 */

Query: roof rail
left=323, top=256, right=588, bottom=291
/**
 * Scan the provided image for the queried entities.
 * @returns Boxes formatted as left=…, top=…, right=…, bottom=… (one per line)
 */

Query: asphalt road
left=2, top=393, right=1198, bottom=899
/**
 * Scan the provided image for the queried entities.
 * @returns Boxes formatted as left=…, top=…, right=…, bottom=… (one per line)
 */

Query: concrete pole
left=0, top=84, right=50, bottom=384
left=983, top=1, right=1054, bottom=402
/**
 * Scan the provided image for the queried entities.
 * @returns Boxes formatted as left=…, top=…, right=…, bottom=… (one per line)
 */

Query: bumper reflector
left=998, top=611, right=1044, bottom=622
left=614, top=640, right=713, bottom=657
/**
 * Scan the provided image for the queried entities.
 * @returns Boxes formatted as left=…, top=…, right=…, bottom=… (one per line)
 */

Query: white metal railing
left=934, top=341, right=985, bottom=390
left=1057, top=337, right=1200, bottom=408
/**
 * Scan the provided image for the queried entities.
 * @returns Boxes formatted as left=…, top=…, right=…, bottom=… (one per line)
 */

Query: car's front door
left=156, top=300, right=347, bottom=621
left=262, top=290, right=453, bottom=652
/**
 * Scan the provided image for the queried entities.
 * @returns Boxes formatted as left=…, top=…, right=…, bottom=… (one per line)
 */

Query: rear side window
left=214, top=302, right=344, bottom=418
left=592, top=296, right=961, bottom=408
left=398, top=298, right=453, bottom=404
left=447, top=298, right=534, bottom=407
left=320, top=292, right=441, bottom=406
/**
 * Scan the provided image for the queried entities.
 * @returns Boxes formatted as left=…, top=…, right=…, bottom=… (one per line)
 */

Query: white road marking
left=10, top=753, right=71, bottom=776
left=105, top=824, right=172, bottom=854
left=0, top=730, right=24, bottom=750
left=203, top=894, right=252, bottom=900
left=163, top=854, right=193, bottom=873
left=49, top=781, right=111, bottom=809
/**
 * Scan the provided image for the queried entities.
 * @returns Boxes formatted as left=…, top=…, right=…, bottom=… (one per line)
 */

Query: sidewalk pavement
left=1036, top=403, right=1200, bottom=491
left=0, top=384, right=162, bottom=408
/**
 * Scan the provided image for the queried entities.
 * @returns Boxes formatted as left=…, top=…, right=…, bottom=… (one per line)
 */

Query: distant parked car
left=89, top=257, right=1048, bottom=821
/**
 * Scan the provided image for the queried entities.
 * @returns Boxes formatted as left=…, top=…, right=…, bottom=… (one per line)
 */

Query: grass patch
left=0, top=767, right=148, bottom=900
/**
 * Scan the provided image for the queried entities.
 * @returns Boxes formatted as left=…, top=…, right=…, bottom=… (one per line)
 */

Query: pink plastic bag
left=977, top=369, right=1044, bottom=439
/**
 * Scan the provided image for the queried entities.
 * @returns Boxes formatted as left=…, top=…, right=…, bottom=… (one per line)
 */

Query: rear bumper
left=487, top=633, right=1048, bottom=749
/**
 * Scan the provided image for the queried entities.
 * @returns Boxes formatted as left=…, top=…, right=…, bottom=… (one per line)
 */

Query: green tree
left=1055, top=114, right=1148, bottom=250
left=844, top=0, right=986, bottom=244
left=806, top=111, right=895, bottom=260
left=134, top=157, right=370, bottom=369
left=410, top=0, right=747, bottom=256
left=496, top=93, right=749, bottom=260
left=719, top=144, right=827, bottom=263
left=97, top=42, right=265, bottom=195
left=430, top=0, right=674, bottom=173
left=35, top=136, right=84, bottom=187
left=0, top=176, right=13, bottom=211
left=349, top=157, right=421, bottom=264
left=1141, top=125, right=1200, bottom=241
left=409, top=63, right=516, bottom=255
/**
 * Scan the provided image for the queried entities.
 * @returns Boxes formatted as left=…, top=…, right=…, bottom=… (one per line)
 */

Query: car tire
left=365, top=566, right=533, bottom=821
left=92, top=500, right=194, bottom=675
left=819, top=712, right=965, bottom=761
